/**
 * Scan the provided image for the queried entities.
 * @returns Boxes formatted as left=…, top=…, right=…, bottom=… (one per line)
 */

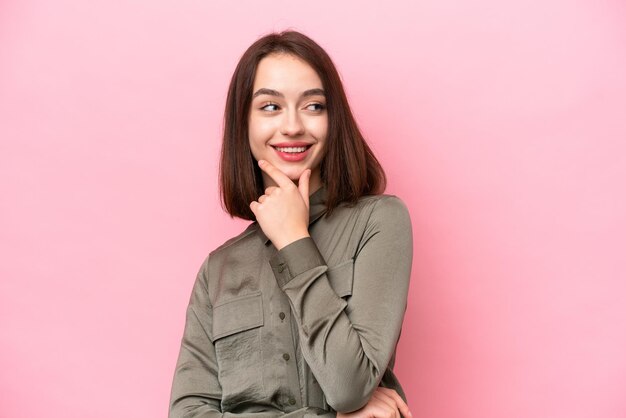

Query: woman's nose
left=280, top=110, right=305, bottom=136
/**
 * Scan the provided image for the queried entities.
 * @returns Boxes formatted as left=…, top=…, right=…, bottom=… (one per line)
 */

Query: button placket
left=269, top=264, right=299, bottom=411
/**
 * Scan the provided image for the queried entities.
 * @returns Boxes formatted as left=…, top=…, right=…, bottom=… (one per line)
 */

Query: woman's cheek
left=305, top=116, right=327, bottom=141
left=258, top=118, right=280, bottom=140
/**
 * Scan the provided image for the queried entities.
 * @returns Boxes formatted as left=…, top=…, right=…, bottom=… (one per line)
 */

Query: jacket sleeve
left=169, top=258, right=339, bottom=418
left=268, top=196, right=413, bottom=413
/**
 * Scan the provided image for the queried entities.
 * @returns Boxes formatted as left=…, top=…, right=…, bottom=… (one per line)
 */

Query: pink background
left=2, top=0, right=625, bottom=417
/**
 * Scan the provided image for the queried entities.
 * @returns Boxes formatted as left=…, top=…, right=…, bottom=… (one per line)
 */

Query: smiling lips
left=271, top=141, right=313, bottom=162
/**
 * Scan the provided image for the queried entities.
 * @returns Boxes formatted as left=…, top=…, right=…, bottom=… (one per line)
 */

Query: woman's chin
left=277, top=166, right=307, bottom=182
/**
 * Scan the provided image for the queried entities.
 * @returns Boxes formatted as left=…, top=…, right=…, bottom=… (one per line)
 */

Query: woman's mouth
left=275, top=146, right=308, bottom=153
left=271, top=144, right=312, bottom=162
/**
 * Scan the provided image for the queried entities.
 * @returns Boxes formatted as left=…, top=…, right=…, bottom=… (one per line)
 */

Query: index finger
left=258, top=160, right=294, bottom=188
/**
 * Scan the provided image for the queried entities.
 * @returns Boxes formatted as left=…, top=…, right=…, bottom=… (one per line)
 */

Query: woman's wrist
left=274, top=231, right=310, bottom=251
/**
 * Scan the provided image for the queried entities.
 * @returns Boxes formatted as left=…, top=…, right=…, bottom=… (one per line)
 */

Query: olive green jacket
left=169, top=186, right=413, bottom=417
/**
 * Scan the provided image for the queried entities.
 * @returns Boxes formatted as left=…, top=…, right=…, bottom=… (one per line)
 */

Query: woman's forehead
left=253, top=53, right=323, bottom=94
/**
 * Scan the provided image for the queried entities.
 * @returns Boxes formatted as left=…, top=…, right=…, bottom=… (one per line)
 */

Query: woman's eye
left=260, top=103, right=279, bottom=112
left=306, top=103, right=326, bottom=112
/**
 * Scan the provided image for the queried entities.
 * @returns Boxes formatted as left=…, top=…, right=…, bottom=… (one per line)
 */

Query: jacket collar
left=255, top=185, right=328, bottom=246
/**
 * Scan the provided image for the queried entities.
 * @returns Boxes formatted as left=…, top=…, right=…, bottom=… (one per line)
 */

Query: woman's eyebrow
left=302, top=88, right=325, bottom=98
left=252, top=88, right=325, bottom=98
left=253, top=88, right=282, bottom=98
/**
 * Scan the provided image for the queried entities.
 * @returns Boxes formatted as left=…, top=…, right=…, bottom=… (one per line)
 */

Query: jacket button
left=278, top=263, right=285, bottom=273
left=288, top=396, right=296, bottom=405
left=283, top=353, right=290, bottom=361
left=279, top=312, right=285, bottom=320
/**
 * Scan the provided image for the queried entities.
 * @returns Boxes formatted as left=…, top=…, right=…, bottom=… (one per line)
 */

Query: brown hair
left=219, top=30, right=386, bottom=220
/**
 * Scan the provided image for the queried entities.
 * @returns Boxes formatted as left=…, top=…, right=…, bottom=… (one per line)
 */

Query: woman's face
left=248, top=53, right=328, bottom=192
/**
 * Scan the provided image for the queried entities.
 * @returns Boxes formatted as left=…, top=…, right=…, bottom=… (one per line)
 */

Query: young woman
left=169, top=31, right=414, bottom=418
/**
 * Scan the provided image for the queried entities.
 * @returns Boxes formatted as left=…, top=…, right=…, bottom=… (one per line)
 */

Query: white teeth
left=275, top=146, right=307, bottom=153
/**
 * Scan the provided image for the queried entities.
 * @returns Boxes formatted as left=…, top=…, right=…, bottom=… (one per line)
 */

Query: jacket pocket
left=212, top=292, right=265, bottom=409
left=326, top=258, right=354, bottom=298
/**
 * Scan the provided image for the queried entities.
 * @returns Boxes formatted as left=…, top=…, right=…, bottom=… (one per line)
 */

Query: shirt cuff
left=269, top=237, right=327, bottom=288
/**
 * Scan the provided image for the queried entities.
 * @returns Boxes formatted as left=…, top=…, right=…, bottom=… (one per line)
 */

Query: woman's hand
left=336, top=387, right=412, bottom=418
left=249, top=160, right=311, bottom=250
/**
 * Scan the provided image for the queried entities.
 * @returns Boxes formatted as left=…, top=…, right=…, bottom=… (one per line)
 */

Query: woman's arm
left=266, top=196, right=413, bottom=413
left=169, top=257, right=224, bottom=417
left=251, top=161, right=412, bottom=413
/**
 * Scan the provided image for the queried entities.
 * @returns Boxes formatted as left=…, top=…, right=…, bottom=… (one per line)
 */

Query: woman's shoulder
left=209, top=222, right=260, bottom=257
left=350, top=193, right=411, bottom=219
left=357, top=192, right=408, bottom=206
left=328, top=193, right=411, bottom=235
